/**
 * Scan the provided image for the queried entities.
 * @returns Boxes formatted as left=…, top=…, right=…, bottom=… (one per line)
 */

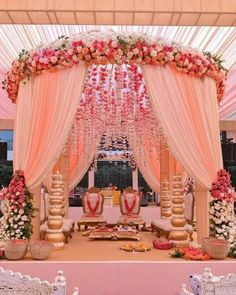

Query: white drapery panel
left=219, top=69, right=236, bottom=120
left=142, top=65, right=222, bottom=189
left=14, top=64, right=87, bottom=189
left=68, top=130, right=101, bottom=191
left=129, top=127, right=160, bottom=193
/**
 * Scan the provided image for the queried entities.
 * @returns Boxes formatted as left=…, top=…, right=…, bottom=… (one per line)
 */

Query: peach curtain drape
left=14, top=64, right=87, bottom=189
left=219, top=69, right=236, bottom=120
left=142, top=65, right=222, bottom=189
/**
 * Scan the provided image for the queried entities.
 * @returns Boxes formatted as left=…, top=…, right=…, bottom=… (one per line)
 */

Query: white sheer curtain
left=142, top=65, right=222, bottom=189
left=68, top=129, right=101, bottom=191
left=14, top=64, right=87, bottom=189
left=129, top=129, right=160, bottom=193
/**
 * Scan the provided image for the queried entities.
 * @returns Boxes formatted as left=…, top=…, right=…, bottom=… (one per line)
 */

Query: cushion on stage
left=78, top=214, right=106, bottom=223
left=151, top=219, right=193, bottom=233
left=119, top=215, right=144, bottom=224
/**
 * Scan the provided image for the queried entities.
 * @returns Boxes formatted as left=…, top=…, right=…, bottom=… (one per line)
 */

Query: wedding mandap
left=0, top=29, right=235, bottom=264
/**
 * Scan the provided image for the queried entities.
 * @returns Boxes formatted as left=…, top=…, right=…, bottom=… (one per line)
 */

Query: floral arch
left=3, top=31, right=227, bottom=242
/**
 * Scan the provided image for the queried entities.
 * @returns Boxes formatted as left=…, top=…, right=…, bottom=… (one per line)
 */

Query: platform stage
left=68, top=206, right=160, bottom=226
left=1, top=261, right=236, bottom=295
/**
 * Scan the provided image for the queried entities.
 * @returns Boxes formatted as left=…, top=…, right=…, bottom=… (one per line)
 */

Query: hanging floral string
left=2, top=31, right=227, bottom=103
left=68, top=63, right=160, bottom=169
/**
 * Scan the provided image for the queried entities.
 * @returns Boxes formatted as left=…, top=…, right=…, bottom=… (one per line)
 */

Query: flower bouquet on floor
left=1, top=170, right=36, bottom=242
left=209, top=169, right=236, bottom=254
left=170, top=246, right=211, bottom=260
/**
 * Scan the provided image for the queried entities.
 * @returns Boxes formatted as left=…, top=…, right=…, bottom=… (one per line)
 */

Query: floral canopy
left=3, top=30, right=227, bottom=103
left=2, top=30, right=226, bottom=242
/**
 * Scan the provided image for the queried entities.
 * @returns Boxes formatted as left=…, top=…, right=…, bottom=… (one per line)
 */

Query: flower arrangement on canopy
left=0, top=170, right=35, bottom=240
left=2, top=31, right=227, bottom=102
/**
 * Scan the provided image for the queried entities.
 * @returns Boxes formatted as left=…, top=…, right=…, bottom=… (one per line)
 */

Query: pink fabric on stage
left=142, top=65, right=222, bottom=189
left=14, top=64, right=87, bottom=189
left=219, top=69, right=236, bottom=120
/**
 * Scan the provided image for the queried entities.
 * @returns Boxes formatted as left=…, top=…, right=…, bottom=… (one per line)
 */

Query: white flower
left=50, top=56, right=58, bottom=64
left=72, top=55, right=78, bottom=62
left=111, top=41, right=117, bottom=48
left=22, top=215, right=28, bottom=221
left=67, top=49, right=73, bottom=55
left=214, top=203, right=221, bottom=210
left=77, top=46, right=83, bottom=53
left=13, top=224, right=18, bottom=229
left=127, top=52, right=133, bottom=59
left=15, top=229, right=20, bottom=233
left=133, top=48, right=139, bottom=55
left=19, top=209, right=24, bottom=215
left=229, top=228, right=235, bottom=235
left=16, top=192, right=20, bottom=196
left=150, top=50, right=157, bottom=57
left=14, top=209, right=18, bottom=213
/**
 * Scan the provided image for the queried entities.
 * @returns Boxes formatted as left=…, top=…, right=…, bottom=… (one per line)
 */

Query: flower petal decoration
left=2, top=31, right=227, bottom=103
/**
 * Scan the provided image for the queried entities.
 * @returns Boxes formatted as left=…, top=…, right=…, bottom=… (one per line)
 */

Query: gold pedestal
left=160, top=179, right=172, bottom=218
left=46, top=172, right=65, bottom=250
left=170, top=174, right=189, bottom=248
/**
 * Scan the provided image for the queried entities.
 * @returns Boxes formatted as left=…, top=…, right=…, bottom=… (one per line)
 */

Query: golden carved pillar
left=160, top=138, right=175, bottom=217
left=45, top=172, right=65, bottom=250
left=53, top=150, right=70, bottom=218
left=160, top=179, right=172, bottom=218
left=170, top=174, right=189, bottom=247
left=195, top=184, right=209, bottom=244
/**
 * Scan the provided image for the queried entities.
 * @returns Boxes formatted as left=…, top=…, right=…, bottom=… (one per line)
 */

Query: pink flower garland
left=2, top=32, right=227, bottom=103
left=2, top=170, right=35, bottom=240
left=211, top=169, right=236, bottom=203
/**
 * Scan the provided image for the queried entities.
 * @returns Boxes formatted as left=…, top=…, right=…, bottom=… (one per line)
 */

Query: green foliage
left=228, top=246, right=236, bottom=258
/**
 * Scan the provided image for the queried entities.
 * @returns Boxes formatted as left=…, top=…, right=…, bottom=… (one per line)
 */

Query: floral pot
left=29, top=240, right=54, bottom=260
left=5, top=239, right=28, bottom=260
left=153, top=238, right=173, bottom=250
left=202, top=237, right=230, bottom=259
